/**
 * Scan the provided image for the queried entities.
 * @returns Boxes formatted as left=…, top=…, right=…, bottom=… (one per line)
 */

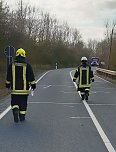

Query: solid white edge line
left=70, top=70, right=116, bottom=152
left=95, top=75, right=116, bottom=87
left=0, top=106, right=11, bottom=119
left=0, top=70, right=51, bottom=120
left=36, top=71, right=51, bottom=83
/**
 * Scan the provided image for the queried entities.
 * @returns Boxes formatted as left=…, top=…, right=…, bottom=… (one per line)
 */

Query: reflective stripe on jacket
left=79, top=66, right=90, bottom=88
left=73, top=64, right=94, bottom=88
left=6, top=61, right=36, bottom=95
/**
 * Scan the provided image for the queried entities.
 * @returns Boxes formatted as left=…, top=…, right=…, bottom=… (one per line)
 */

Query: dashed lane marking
left=61, top=91, right=77, bottom=94
left=43, top=85, right=51, bottom=89
left=28, top=101, right=82, bottom=105
left=69, top=116, right=91, bottom=119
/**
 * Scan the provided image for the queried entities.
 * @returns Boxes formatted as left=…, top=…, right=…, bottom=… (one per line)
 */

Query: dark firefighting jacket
left=73, top=63, right=94, bottom=89
left=6, top=57, right=36, bottom=95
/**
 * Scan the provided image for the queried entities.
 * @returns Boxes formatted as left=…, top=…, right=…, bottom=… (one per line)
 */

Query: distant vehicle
left=99, top=61, right=106, bottom=68
left=91, top=57, right=99, bottom=66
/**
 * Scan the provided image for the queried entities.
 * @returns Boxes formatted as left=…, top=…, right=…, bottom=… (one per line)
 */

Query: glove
left=92, top=79, right=94, bottom=82
left=31, top=84, right=36, bottom=90
left=73, top=79, right=76, bottom=82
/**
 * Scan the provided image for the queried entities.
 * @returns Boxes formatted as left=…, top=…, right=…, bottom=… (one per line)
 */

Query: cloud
left=100, top=0, right=116, bottom=10
left=80, top=26, right=105, bottom=42
left=5, top=0, right=116, bottom=41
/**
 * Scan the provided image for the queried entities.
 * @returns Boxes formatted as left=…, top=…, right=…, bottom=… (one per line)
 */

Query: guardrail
left=96, top=68, right=116, bottom=81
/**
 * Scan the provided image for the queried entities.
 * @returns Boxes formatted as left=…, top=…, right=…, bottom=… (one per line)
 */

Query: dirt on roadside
left=0, top=88, right=9, bottom=102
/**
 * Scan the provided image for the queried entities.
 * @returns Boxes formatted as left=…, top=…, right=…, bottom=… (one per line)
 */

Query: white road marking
left=91, top=91, right=97, bottom=93
left=0, top=71, right=51, bottom=120
left=61, top=91, right=77, bottom=94
left=70, top=116, right=90, bottom=119
left=37, top=84, right=75, bottom=88
left=89, top=103, right=116, bottom=106
left=55, top=102, right=81, bottom=105
left=28, top=101, right=81, bottom=105
left=70, top=70, right=116, bottom=152
left=28, top=101, right=53, bottom=104
left=43, top=85, right=51, bottom=89
left=92, top=87, right=115, bottom=89
left=91, top=91, right=110, bottom=94
left=96, top=75, right=116, bottom=87
left=68, top=105, right=75, bottom=107
left=0, top=106, right=11, bottom=119
left=52, top=84, right=75, bottom=87
left=83, top=99, right=116, bottom=152
left=36, top=71, right=51, bottom=83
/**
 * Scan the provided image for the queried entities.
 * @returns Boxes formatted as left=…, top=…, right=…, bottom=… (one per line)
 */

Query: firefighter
left=73, top=56, right=94, bottom=101
left=6, top=48, right=36, bottom=123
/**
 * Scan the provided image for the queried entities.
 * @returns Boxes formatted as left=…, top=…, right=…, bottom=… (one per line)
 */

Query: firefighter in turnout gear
left=6, top=48, right=36, bottom=123
left=73, top=57, right=94, bottom=101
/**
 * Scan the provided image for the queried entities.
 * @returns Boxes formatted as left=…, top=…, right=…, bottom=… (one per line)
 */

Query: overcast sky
left=5, top=0, right=116, bottom=42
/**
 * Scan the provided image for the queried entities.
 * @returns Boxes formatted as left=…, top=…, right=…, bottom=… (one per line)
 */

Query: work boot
left=81, top=95, right=84, bottom=100
left=19, top=114, right=25, bottom=122
left=85, top=94, right=88, bottom=101
left=13, top=108, right=19, bottom=123
left=85, top=89, right=89, bottom=101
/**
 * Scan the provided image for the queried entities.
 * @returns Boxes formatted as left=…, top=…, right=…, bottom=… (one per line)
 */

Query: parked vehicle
left=91, top=57, right=99, bottom=66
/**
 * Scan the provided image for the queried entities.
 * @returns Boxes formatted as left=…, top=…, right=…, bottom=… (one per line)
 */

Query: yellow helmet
left=16, top=48, right=26, bottom=57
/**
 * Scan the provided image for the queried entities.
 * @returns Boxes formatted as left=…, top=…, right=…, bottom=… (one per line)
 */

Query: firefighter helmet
left=16, top=48, right=26, bottom=57
left=81, top=56, right=87, bottom=61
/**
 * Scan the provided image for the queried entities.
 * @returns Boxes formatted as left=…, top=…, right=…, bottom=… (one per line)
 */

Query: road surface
left=0, top=68, right=116, bottom=152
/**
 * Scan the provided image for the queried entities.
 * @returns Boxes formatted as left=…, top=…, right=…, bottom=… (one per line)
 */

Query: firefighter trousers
left=78, top=87, right=90, bottom=99
left=11, top=95, right=28, bottom=121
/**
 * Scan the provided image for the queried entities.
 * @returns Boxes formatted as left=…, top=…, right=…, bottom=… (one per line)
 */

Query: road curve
left=0, top=68, right=116, bottom=152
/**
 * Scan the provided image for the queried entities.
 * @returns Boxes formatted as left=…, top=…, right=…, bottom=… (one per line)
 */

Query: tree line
left=88, top=21, right=116, bottom=71
left=0, top=0, right=91, bottom=75
left=0, top=0, right=116, bottom=77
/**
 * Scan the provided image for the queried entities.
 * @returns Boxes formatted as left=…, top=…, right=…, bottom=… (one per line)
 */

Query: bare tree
left=105, top=20, right=116, bottom=69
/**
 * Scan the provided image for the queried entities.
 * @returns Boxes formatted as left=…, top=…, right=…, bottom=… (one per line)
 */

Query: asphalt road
left=0, top=68, right=116, bottom=152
